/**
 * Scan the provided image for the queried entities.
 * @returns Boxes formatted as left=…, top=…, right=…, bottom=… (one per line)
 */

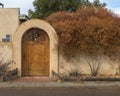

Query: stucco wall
left=0, top=43, right=15, bottom=70
left=0, top=44, right=12, bottom=62
left=0, top=8, right=19, bottom=42
left=59, top=55, right=120, bottom=75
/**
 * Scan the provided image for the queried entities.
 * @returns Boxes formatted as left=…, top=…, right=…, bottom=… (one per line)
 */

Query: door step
left=13, top=77, right=52, bottom=82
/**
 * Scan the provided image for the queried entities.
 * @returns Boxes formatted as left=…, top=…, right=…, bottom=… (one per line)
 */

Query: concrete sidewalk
left=0, top=81, right=120, bottom=88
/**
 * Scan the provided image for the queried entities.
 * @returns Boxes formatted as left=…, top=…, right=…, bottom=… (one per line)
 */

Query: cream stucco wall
left=0, top=8, right=19, bottom=71
left=59, top=55, right=120, bottom=75
left=0, top=8, right=19, bottom=42
left=0, top=43, right=12, bottom=63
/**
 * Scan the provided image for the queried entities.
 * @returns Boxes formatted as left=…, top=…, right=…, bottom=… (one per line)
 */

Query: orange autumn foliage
left=46, top=6, right=120, bottom=58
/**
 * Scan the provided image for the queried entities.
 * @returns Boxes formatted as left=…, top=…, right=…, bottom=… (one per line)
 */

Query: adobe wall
left=0, top=8, right=19, bottom=70
left=59, top=54, right=120, bottom=75
left=0, top=8, right=19, bottom=42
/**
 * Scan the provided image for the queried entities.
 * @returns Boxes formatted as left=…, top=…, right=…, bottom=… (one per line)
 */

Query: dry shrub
left=46, top=6, right=120, bottom=60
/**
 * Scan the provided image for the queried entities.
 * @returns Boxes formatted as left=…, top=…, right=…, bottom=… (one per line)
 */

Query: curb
left=0, top=81, right=120, bottom=88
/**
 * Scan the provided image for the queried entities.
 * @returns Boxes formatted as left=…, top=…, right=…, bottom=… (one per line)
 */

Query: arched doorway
left=13, top=19, right=58, bottom=77
left=22, top=28, right=50, bottom=76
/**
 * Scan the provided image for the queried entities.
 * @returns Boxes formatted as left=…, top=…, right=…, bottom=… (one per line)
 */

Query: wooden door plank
left=22, top=28, right=50, bottom=76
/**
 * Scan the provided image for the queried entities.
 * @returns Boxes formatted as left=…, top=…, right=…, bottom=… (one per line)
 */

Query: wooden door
left=22, top=28, right=49, bottom=76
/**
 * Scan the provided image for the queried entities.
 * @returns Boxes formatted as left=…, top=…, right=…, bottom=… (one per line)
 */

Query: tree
left=46, top=6, right=120, bottom=76
left=0, top=2, right=4, bottom=8
left=46, top=6, right=120, bottom=57
left=93, top=0, right=106, bottom=7
left=28, top=0, right=106, bottom=19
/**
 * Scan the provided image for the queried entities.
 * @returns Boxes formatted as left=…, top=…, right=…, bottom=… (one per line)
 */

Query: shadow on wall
left=59, top=54, right=120, bottom=76
left=0, top=44, right=19, bottom=81
left=0, top=44, right=14, bottom=69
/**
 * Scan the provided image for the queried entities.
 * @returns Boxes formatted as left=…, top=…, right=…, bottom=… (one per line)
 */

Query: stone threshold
left=12, top=76, right=53, bottom=82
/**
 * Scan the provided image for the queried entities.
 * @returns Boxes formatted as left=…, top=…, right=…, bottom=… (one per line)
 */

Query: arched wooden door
left=22, top=28, right=49, bottom=76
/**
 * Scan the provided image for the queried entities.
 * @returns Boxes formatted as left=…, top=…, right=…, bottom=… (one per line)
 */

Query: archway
left=13, top=19, right=58, bottom=77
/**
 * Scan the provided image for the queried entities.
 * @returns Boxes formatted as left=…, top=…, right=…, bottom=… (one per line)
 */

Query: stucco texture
left=0, top=8, right=19, bottom=41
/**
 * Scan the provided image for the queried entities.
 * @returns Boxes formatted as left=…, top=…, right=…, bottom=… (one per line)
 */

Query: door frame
left=13, top=19, right=58, bottom=77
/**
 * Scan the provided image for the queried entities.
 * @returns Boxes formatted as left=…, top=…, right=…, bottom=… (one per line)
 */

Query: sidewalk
left=0, top=81, right=120, bottom=88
